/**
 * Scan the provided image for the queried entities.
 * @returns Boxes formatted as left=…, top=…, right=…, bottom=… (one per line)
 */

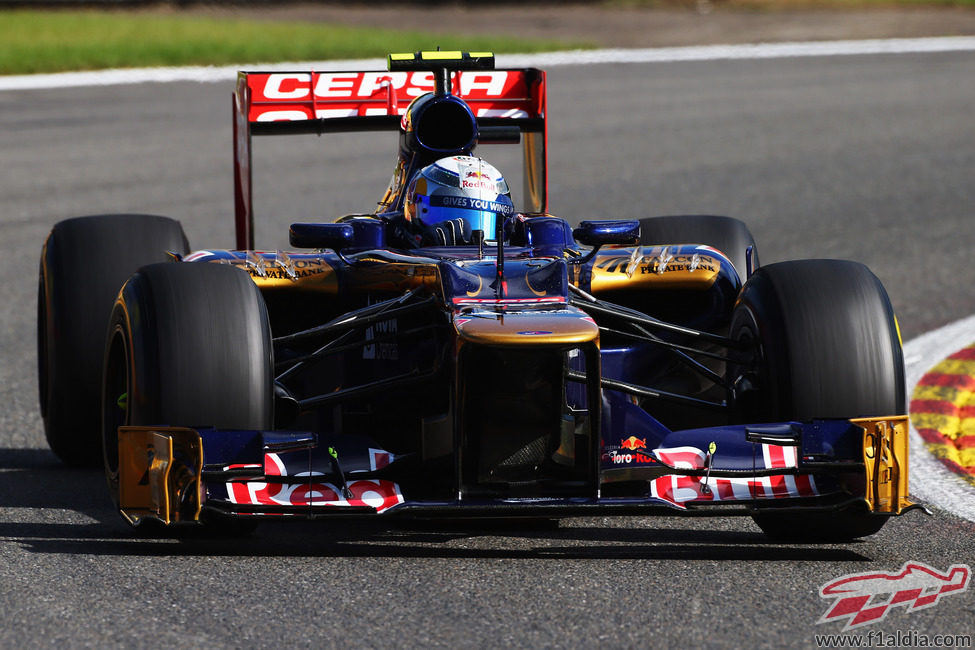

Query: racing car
left=38, top=51, right=919, bottom=541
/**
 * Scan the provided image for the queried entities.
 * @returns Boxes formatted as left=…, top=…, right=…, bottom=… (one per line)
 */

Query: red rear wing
left=233, top=68, right=547, bottom=249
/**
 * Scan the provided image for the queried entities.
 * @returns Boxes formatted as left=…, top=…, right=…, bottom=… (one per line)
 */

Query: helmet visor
left=418, top=194, right=515, bottom=238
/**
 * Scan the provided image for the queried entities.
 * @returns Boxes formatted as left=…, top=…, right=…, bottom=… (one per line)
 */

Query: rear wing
left=232, top=64, right=547, bottom=249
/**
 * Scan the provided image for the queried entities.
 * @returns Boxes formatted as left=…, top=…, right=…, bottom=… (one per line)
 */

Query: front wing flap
left=602, top=416, right=912, bottom=513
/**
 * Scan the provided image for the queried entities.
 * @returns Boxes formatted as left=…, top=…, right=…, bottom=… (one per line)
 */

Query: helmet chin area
left=463, top=210, right=497, bottom=238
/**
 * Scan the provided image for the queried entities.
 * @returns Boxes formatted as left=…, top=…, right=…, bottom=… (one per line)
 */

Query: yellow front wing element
left=853, top=416, right=912, bottom=514
left=118, top=426, right=203, bottom=525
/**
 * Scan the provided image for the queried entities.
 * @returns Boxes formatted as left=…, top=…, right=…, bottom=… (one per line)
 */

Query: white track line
left=503, top=36, right=975, bottom=66
left=2, top=36, right=975, bottom=92
left=904, top=314, right=975, bottom=523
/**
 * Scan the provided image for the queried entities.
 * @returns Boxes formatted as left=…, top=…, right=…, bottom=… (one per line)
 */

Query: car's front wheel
left=103, top=262, right=273, bottom=532
left=729, top=259, right=905, bottom=541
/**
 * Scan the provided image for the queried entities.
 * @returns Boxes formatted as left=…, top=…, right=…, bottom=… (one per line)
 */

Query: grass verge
left=0, top=10, right=591, bottom=75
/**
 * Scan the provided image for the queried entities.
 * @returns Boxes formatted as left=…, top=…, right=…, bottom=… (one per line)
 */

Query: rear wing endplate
left=233, top=65, right=547, bottom=249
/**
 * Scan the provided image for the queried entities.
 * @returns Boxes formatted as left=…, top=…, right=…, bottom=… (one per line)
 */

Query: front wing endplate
left=118, top=426, right=203, bottom=525
left=853, top=416, right=912, bottom=514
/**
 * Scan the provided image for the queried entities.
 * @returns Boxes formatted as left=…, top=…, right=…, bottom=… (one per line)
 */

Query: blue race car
left=38, top=52, right=918, bottom=540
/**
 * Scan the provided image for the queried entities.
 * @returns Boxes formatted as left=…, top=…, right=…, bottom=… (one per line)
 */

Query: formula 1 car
left=38, top=51, right=919, bottom=541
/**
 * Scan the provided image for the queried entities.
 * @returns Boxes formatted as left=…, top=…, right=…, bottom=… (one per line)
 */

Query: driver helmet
left=405, top=156, right=514, bottom=239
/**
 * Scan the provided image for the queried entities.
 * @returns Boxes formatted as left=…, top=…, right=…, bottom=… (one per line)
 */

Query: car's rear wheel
left=639, top=215, right=759, bottom=282
left=730, top=259, right=905, bottom=541
left=103, top=262, right=273, bottom=533
left=38, top=214, right=189, bottom=466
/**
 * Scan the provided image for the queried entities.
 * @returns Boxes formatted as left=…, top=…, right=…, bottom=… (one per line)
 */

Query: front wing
left=114, top=416, right=912, bottom=526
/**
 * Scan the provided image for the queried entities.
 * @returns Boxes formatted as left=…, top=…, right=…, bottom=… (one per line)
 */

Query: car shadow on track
left=0, top=447, right=872, bottom=562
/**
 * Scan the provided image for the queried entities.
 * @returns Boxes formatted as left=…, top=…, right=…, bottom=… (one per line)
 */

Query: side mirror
left=289, top=223, right=354, bottom=251
left=572, top=220, right=641, bottom=247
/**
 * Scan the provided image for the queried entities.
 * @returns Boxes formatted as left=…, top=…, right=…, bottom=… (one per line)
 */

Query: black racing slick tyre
left=639, top=215, right=759, bottom=282
left=103, top=262, right=273, bottom=532
left=38, top=214, right=189, bottom=466
left=731, top=260, right=905, bottom=422
left=730, top=259, right=905, bottom=541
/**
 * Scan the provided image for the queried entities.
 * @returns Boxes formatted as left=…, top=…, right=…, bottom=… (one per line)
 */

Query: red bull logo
left=461, top=167, right=497, bottom=191
left=620, top=436, right=647, bottom=451
left=818, top=561, right=970, bottom=630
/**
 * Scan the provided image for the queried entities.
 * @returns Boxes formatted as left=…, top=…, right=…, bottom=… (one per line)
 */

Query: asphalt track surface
left=2, top=50, right=974, bottom=647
